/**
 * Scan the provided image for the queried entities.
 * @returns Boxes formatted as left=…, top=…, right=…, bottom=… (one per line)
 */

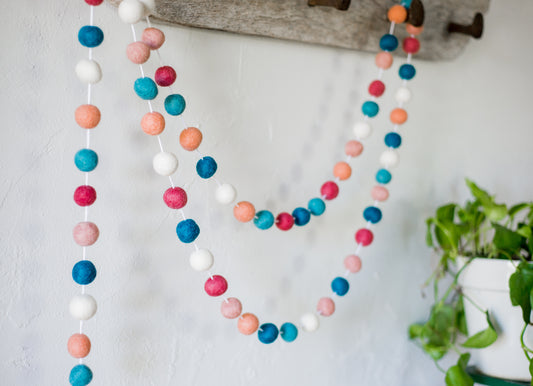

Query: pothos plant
left=408, top=179, right=533, bottom=386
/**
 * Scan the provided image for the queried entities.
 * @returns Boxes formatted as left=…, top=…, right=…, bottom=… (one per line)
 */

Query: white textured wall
left=1, top=1, right=532, bottom=385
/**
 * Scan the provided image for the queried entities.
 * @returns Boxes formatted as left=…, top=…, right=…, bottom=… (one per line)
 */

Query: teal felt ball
left=78, top=26, right=104, bottom=48
left=196, top=156, right=217, bottom=179
left=258, top=323, right=279, bottom=344
left=69, top=364, right=93, bottom=386
left=399, top=64, right=416, bottom=80
left=75, top=149, right=98, bottom=172
left=176, top=219, right=200, bottom=243
left=362, top=101, right=379, bottom=118
left=379, top=34, right=398, bottom=51
left=363, top=206, right=382, bottom=224
left=280, top=322, right=298, bottom=342
left=331, top=277, right=349, bottom=296
left=164, top=94, right=186, bottom=116
left=254, top=210, right=274, bottom=230
left=134, top=77, right=158, bottom=100
left=292, top=207, right=310, bottom=226
left=308, top=198, right=326, bottom=216
left=384, top=132, right=402, bottom=148
left=72, top=260, right=97, bottom=285
left=376, top=169, right=392, bottom=184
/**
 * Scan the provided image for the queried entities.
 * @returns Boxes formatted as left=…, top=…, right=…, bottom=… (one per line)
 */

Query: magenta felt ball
left=368, top=80, right=385, bottom=97
left=155, top=66, right=177, bottom=87
left=221, top=297, right=242, bottom=319
left=163, top=187, right=187, bottom=209
left=355, top=228, right=373, bottom=246
left=403, top=37, right=420, bottom=54
left=276, top=212, right=294, bottom=231
left=205, top=275, right=228, bottom=297
left=321, top=181, right=339, bottom=200
left=85, top=0, right=103, bottom=5
left=74, top=186, right=96, bottom=207
left=73, top=222, right=99, bottom=246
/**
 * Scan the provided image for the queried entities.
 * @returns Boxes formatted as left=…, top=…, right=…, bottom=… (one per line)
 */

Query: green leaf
left=529, top=358, right=533, bottom=381
left=492, top=223, right=524, bottom=254
left=437, top=204, right=457, bottom=222
left=462, top=312, right=497, bottom=348
left=445, top=353, right=474, bottom=386
left=465, top=179, right=492, bottom=207
left=509, top=262, right=533, bottom=323
left=457, top=296, right=468, bottom=336
left=422, top=343, right=448, bottom=360
left=426, top=219, right=434, bottom=247
left=510, top=203, right=530, bottom=219
left=485, top=203, right=508, bottom=222
left=529, top=237, right=533, bottom=257
left=517, top=225, right=533, bottom=239
left=408, top=324, right=424, bottom=339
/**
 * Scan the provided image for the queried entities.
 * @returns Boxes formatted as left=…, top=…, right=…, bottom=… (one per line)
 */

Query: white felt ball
left=215, top=183, right=237, bottom=205
left=69, top=294, right=97, bottom=321
left=75, top=59, right=102, bottom=84
left=190, top=249, right=214, bottom=271
left=301, top=313, right=320, bottom=332
left=153, top=152, right=178, bottom=176
left=139, top=0, right=156, bottom=15
left=353, top=121, right=372, bottom=140
left=380, top=149, right=400, bottom=168
left=118, top=0, right=145, bottom=24
left=395, top=87, right=412, bottom=104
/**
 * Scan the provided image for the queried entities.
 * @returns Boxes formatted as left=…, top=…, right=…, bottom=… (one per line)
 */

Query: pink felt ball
left=67, top=333, right=91, bottom=358
left=345, top=140, right=363, bottom=157
left=344, top=255, right=362, bottom=273
left=155, top=66, right=177, bottom=87
left=205, top=275, right=228, bottom=297
left=221, top=297, right=242, bottom=319
left=355, top=228, right=374, bottom=246
left=375, top=51, right=393, bottom=70
left=73, top=222, right=99, bottom=246
left=142, top=27, right=165, bottom=50
left=238, top=313, right=259, bottom=335
left=163, top=187, right=188, bottom=209
left=403, top=37, right=420, bottom=54
left=127, top=41, right=151, bottom=64
left=368, top=80, right=385, bottom=97
left=371, top=186, right=390, bottom=202
left=317, top=297, right=335, bottom=317
left=85, top=0, right=103, bottom=5
left=74, top=186, right=96, bottom=207
left=321, top=181, right=339, bottom=200
left=276, top=212, right=294, bottom=231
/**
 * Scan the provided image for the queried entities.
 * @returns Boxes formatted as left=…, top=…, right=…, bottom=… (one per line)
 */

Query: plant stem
left=520, top=323, right=533, bottom=359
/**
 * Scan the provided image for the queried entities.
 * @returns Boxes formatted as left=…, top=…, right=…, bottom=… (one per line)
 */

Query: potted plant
left=409, top=179, right=533, bottom=385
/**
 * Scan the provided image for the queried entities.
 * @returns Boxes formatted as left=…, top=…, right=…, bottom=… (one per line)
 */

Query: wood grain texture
left=109, top=0, right=490, bottom=61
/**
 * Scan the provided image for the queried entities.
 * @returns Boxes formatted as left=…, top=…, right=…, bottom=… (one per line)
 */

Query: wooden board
left=109, top=0, right=490, bottom=61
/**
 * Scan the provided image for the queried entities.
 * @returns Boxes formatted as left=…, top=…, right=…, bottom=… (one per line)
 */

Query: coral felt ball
left=74, top=185, right=96, bottom=206
left=215, top=183, right=237, bottom=205
left=163, top=187, right=187, bottom=209
left=69, top=364, right=93, bottom=386
left=344, top=255, right=362, bottom=273
left=75, top=105, right=101, bottom=129
left=321, top=181, right=339, bottom=200
left=126, top=41, right=151, bottom=64
left=355, top=228, right=374, bottom=246
left=165, top=94, right=186, bottom=116
left=403, top=37, right=420, bottom=54
left=142, top=27, right=166, bottom=50
left=196, top=156, right=217, bottom=179
left=368, top=80, right=385, bottom=97
left=67, top=333, right=91, bottom=358
left=363, top=206, right=383, bottom=224
left=375, top=51, right=393, bottom=70
left=292, top=207, right=311, bottom=226
left=276, top=212, right=294, bottom=231
left=73, top=222, right=99, bottom=246
left=72, top=260, right=97, bottom=285
left=118, top=0, right=145, bottom=24
left=141, top=112, right=165, bottom=136
left=134, top=77, right=158, bottom=100
left=189, top=249, right=214, bottom=271
left=345, top=140, right=363, bottom=157
left=221, top=297, right=242, bottom=319
left=317, top=297, right=335, bottom=316
left=85, top=0, right=104, bottom=5
left=205, top=275, right=228, bottom=297
left=387, top=4, right=407, bottom=23
left=333, top=161, right=351, bottom=180
left=233, top=201, right=255, bottom=222
left=390, top=108, right=408, bottom=125
left=75, top=59, right=102, bottom=84
left=406, top=24, right=424, bottom=36
left=74, top=149, right=98, bottom=172
left=280, top=323, right=298, bottom=342
left=371, top=186, right=390, bottom=202
left=179, top=127, right=203, bottom=151
left=308, top=198, right=326, bottom=216
left=153, top=152, right=178, bottom=176
left=78, top=26, right=104, bottom=48
left=69, top=294, right=97, bottom=321
left=176, top=219, right=200, bottom=243
left=331, top=277, right=350, bottom=296
left=258, top=323, right=279, bottom=344
left=155, top=66, right=177, bottom=87
left=376, top=169, right=392, bottom=184
left=254, top=210, right=275, bottom=230
left=238, top=313, right=259, bottom=335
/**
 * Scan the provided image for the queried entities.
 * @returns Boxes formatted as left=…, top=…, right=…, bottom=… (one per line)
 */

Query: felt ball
left=155, top=66, right=177, bottom=87
left=179, top=127, right=202, bottom=151
left=176, top=219, right=200, bottom=243
left=355, top=228, right=374, bottom=246
left=362, top=101, right=379, bottom=118
left=375, top=51, right=393, bottom=69
left=215, top=183, right=237, bottom=205
left=280, top=322, right=298, bottom=342
left=233, top=201, right=255, bottom=222
left=69, top=294, right=97, bottom=320
left=399, top=64, right=416, bottom=80
left=69, top=364, right=93, bottom=386
left=300, top=313, right=319, bottom=332
left=321, top=181, right=339, bottom=200
left=368, top=80, right=385, bottom=97
left=221, top=297, right=242, bottom=319
left=204, top=275, right=228, bottom=297
left=254, top=210, right=275, bottom=230
left=165, top=94, right=186, bottom=116
left=333, top=161, right=352, bottom=180
left=126, top=41, right=150, bottom=64
left=258, top=323, right=279, bottom=344
left=118, top=0, right=145, bottom=24
left=371, top=186, right=390, bottom=202
left=344, top=255, right=362, bottom=273
left=387, top=4, right=407, bottom=23
left=75, top=105, right=101, bottom=129
left=380, top=149, right=400, bottom=168
left=384, top=132, right=402, bottom=148
left=163, top=187, right=187, bottom=209
left=403, top=37, right=420, bottom=54
left=141, top=112, right=165, bottom=136
left=67, top=333, right=91, bottom=358
left=390, top=108, right=408, bottom=125
left=72, top=260, right=97, bottom=285
left=276, top=212, right=294, bottom=231
left=353, top=121, right=372, bottom=139
left=85, top=0, right=104, bottom=5
left=363, top=206, right=382, bottom=224
left=317, top=297, right=335, bottom=316
left=308, top=198, right=326, bottom=216
left=379, top=34, right=398, bottom=51
left=189, top=249, right=214, bottom=271
left=331, top=277, right=350, bottom=296
left=395, top=87, right=412, bottom=104
left=238, top=313, right=259, bottom=335
left=78, top=26, right=104, bottom=48
left=196, top=156, right=217, bottom=179
left=73, top=222, right=99, bottom=246
left=142, top=27, right=165, bottom=50
left=344, top=140, right=363, bottom=157
left=74, top=149, right=98, bottom=172
left=75, top=59, right=102, bottom=84
left=152, top=152, right=178, bottom=176
left=376, top=169, right=392, bottom=184
left=74, top=185, right=96, bottom=207
left=292, top=207, right=311, bottom=226
left=406, top=24, right=424, bottom=36
left=134, top=77, right=158, bottom=100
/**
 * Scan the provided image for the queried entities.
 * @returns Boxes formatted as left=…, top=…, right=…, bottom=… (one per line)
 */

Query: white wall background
left=1, top=1, right=532, bottom=385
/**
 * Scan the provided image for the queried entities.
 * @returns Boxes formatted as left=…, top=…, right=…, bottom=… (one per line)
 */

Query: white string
left=389, top=22, right=396, bottom=34
left=87, top=84, right=92, bottom=104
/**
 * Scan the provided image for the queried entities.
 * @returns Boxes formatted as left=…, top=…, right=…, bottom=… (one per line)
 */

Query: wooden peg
left=448, top=12, right=484, bottom=39
left=307, top=0, right=351, bottom=11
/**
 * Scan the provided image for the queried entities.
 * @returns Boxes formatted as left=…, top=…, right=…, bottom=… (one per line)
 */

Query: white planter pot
left=457, top=257, right=532, bottom=381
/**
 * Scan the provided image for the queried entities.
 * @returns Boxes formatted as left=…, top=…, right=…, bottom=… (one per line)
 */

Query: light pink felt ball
left=142, top=27, right=165, bottom=50
left=317, top=297, right=335, bottom=317
left=221, top=297, right=242, bottom=319
left=344, top=255, right=362, bottom=273
left=126, top=41, right=151, bottom=64
left=345, top=140, right=363, bottom=157
left=73, top=222, right=99, bottom=246
left=371, top=186, right=390, bottom=202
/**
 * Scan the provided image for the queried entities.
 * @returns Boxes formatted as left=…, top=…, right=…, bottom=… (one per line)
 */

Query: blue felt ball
left=69, top=364, right=93, bottom=386
left=384, top=132, right=402, bottom=148
left=78, top=26, right=104, bottom=48
left=363, top=206, right=383, bottom=224
left=362, top=101, right=379, bottom=118
left=258, top=323, right=279, bottom=344
left=164, top=94, right=186, bottom=116
left=72, top=260, right=97, bottom=285
left=331, top=277, right=349, bottom=296
left=196, top=156, right=217, bottom=179
left=292, top=207, right=311, bottom=226
left=176, top=219, right=200, bottom=243
left=376, top=169, right=392, bottom=184
left=134, top=77, right=158, bottom=100
left=308, top=198, right=326, bottom=216
left=379, top=34, right=398, bottom=51
left=254, top=210, right=274, bottom=230
left=399, top=64, right=416, bottom=80
left=280, top=322, right=298, bottom=342
left=75, top=149, right=98, bottom=172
